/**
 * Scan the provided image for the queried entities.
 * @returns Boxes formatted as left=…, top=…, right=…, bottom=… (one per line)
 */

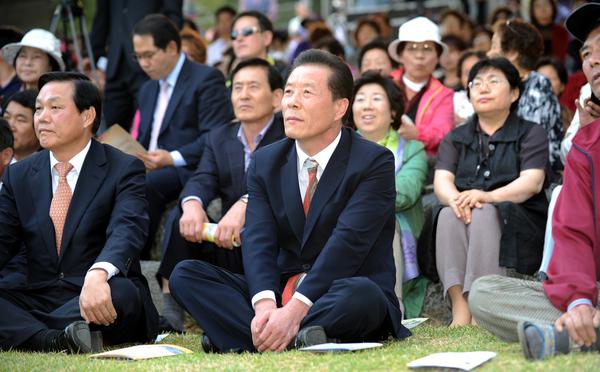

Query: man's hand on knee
left=254, top=298, right=309, bottom=352
left=555, top=304, right=600, bottom=347
left=251, top=299, right=276, bottom=350
left=80, top=269, right=117, bottom=326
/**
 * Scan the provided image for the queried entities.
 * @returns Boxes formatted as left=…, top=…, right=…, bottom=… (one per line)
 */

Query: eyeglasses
left=231, top=26, right=261, bottom=40
left=468, top=78, right=507, bottom=92
left=404, top=42, right=436, bottom=54
left=132, top=49, right=160, bottom=62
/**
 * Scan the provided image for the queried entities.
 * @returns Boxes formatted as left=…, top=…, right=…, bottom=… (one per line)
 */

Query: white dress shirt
left=148, top=53, right=187, bottom=167
left=251, top=130, right=342, bottom=309
left=49, top=140, right=119, bottom=279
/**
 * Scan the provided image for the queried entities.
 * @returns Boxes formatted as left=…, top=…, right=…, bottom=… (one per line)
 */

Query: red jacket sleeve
left=416, top=86, right=454, bottom=156
left=543, top=146, right=599, bottom=312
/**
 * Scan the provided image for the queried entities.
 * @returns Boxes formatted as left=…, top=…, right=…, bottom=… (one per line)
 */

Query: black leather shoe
left=294, top=326, right=339, bottom=349
left=54, top=321, right=93, bottom=354
left=201, top=334, right=219, bottom=353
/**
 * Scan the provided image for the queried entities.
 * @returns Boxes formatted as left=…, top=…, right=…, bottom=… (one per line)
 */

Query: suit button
left=302, top=264, right=311, bottom=271
left=59, top=272, right=64, bottom=279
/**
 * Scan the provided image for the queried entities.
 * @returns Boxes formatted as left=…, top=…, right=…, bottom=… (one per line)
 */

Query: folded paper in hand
left=90, top=344, right=193, bottom=360
left=97, top=124, right=147, bottom=157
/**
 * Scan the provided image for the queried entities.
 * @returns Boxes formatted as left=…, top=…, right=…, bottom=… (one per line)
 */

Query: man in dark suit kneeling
left=169, top=50, right=411, bottom=353
left=0, top=72, right=158, bottom=353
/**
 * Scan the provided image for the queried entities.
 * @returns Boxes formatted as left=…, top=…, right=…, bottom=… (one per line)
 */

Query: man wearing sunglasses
left=132, top=14, right=233, bottom=259
left=230, top=11, right=288, bottom=80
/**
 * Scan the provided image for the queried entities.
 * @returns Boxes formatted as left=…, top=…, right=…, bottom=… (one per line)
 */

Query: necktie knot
left=55, top=162, right=73, bottom=179
left=161, top=80, right=169, bottom=94
left=305, top=158, right=318, bottom=174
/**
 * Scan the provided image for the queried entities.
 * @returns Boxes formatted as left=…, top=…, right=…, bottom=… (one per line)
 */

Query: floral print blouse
left=517, top=71, right=563, bottom=172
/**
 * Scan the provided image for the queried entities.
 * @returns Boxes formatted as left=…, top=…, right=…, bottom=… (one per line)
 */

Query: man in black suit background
left=0, top=72, right=157, bottom=353
left=169, top=50, right=410, bottom=352
left=90, top=0, right=183, bottom=131
left=157, top=58, right=285, bottom=332
left=133, top=14, right=233, bottom=258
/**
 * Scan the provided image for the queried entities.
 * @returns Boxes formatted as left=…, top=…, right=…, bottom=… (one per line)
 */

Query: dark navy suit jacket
left=137, top=59, right=233, bottom=183
left=242, top=127, right=410, bottom=339
left=0, top=139, right=158, bottom=341
left=180, top=114, right=285, bottom=213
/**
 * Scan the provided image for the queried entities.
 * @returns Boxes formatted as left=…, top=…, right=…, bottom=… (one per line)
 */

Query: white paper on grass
left=401, top=317, right=429, bottom=329
left=299, top=342, right=383, bottom=352
left=407, top=351, right=496, bottom=371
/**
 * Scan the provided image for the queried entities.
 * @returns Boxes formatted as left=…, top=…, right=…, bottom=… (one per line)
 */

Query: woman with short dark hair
left=434, top=58, right=549, bottom=326
left=357, top=40, right=396, bottom=77
left=488, top=19, right=563, bottom=176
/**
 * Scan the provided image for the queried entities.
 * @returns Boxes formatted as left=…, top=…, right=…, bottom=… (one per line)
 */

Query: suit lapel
left=138, top=82, right=159, bottom=148
left=302, top=129, right=350, bottom=247
left=30, top=151, right=57, bottom=260
left=281, top=144, right=304, bottom=243
left=227, top=123, right=245, bottom=195
left=60, top=140, right=108, bottom=258
left=158, top=60, right=190, bottom=137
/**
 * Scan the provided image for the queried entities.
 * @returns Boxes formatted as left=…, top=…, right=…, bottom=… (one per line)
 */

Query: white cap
left=2, top=28, right=65, bottom=71
left=388, top=17, right=446, bottom=63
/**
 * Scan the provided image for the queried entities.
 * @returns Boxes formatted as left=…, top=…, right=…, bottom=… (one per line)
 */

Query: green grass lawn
left=2, top=325, right=599, bottom=371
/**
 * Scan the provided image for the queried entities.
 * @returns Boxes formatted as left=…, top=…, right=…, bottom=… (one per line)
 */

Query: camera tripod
left=49, top=0, right=99, bottom=84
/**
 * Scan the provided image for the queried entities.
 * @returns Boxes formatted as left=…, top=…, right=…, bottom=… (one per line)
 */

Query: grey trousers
left=436, top=204, right=506, bottom=295
left=469, top=275, right=600, bottom=342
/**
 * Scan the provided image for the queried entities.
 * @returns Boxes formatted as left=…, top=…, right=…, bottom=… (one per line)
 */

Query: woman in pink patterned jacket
left=388, top=17, right=454, bottom=158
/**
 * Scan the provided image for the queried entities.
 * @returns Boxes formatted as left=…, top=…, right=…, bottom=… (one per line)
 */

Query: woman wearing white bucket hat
left=1, top=29, right=65, bottom=91
left=388, top=17, right=454, bottom=160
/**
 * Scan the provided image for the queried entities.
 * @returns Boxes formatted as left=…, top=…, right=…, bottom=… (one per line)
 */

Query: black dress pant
left=0, top=277, right=142, bottom=350
left=169, top=260, right=391, bottom=352
left=144, top=167, right=184, bottom=259
left=157, top=207, right=244, bottom=286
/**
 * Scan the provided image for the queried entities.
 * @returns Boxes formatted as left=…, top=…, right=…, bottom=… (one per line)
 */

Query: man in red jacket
left=468, top=3, right=600, bottom=360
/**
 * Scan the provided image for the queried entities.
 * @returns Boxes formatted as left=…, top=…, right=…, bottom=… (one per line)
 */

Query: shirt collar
left=49, top=139, right=92, bottom=175
left=296, top=129, right=342, bottom=171
left=236, top=115, right=275, bottom=146
left=162, top=53, right=186, bottom=89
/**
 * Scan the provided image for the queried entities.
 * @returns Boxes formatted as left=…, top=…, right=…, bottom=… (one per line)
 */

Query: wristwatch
left=239, top=194, right=249, bottom=204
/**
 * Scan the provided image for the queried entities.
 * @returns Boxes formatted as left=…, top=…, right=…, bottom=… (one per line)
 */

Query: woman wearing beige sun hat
left=388, top=17, right=454, bottom=161
left=2, top=29, right=65, bottom=91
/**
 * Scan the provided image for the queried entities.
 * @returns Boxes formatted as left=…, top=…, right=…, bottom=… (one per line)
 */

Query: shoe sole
left=296, top=326, right=329, bottom=348
left=68, top=322, right=93, bottom=353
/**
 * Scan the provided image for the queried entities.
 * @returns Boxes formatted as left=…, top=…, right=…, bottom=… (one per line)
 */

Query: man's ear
left=81, top=107, right=96, bottom=130
left=1, top=147, right=13, bottom=166
left=167, top=40, right=178, bottom=54
left=333, top=98, right=350, bottom=122
left=271, top=88, right=283, bottom=109
left=263, top=30, right=273, bottom=48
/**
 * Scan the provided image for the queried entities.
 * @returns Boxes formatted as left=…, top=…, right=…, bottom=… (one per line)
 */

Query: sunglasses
left=231, top=26, right=261, bottom=40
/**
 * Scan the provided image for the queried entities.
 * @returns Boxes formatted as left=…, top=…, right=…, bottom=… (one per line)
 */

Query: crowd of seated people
left=0, top=0, right=599, bottom=359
